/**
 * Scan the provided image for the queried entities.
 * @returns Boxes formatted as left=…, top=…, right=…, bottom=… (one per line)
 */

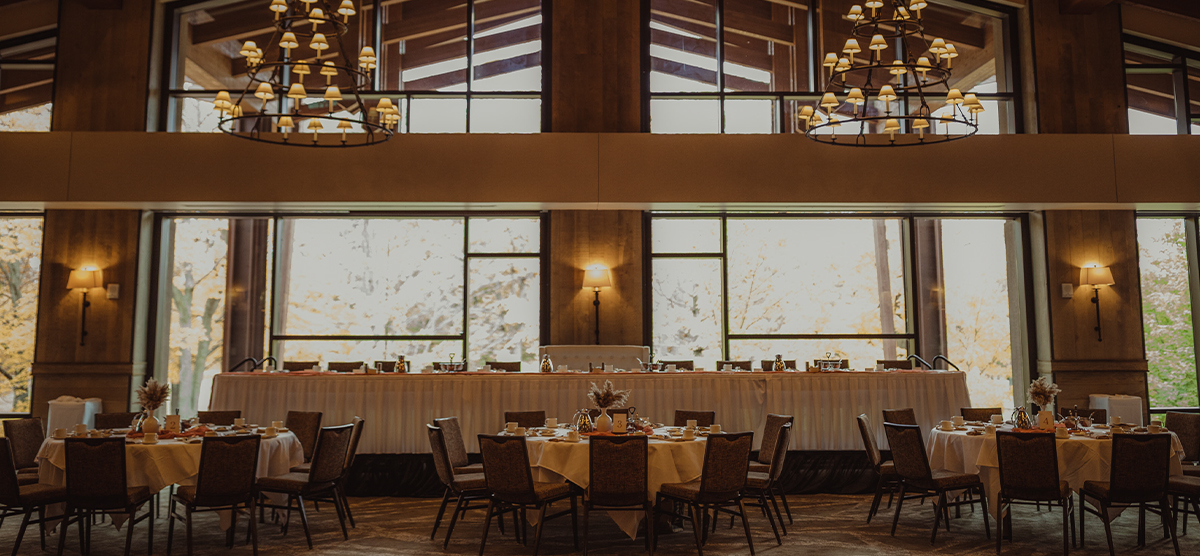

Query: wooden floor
left=2, top=494, right=1196, bottom=555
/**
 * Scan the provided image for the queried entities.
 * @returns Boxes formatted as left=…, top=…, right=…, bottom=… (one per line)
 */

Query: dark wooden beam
left=402, top=51, right=539, bottom=90
left=651, top=0, right=793, bottom=45
left=403, top=23, right=539, bottom=69
left=650, top=56, right=765, bottom=92
left=382, top=0, right=538, bottom=45
left=1059, top=0, right=1118, bottom=14
left=0, top=81, right=51, bottom=114
left=1124, top=0, right=1200, bottom=21
left=651, top=28, right=773, bottom=72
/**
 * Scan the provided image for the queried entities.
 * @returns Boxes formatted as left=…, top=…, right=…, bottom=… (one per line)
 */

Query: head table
left=209, top=370, right=970, bottom=453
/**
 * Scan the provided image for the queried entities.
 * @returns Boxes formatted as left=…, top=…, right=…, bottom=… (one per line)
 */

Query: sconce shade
left=1081, top=266, right=1114, bottom=287
left=582, top=265, right=612, bottom=289
left=67, top=269, right=103, bottom=290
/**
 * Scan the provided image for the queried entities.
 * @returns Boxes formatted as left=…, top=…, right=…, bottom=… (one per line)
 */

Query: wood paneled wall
left=1024, top=0, right=1127, bottom=133
left=32, top=210, right=143, bottom=420
left=1043, top=210, right=1149, bottom=419
left=550, top=0, right=642, bottom=132
left=549, top=210, right=643, bottom=345
left=51, top=0, right=155, bottom=131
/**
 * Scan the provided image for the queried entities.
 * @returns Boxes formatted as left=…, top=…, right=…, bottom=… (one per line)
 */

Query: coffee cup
left=682, top=429, right=696, bottom=440
left=53, top=428, right=67, bottom=440
left=940, top=420, right=954, bottom=431
left=265, top=426, right=277, bottom=436
left=545, top=418, right=558, bottom=428
left=984, top=424, right=996, bottom=435
left=144, top=432, right=159, bottom=444
left=952, top=416, right=965, bottom=427
left=234, top=418, right=246, bottom=427
left=505, top=422, right=518, bottom=433
left=709, top=424, right=722, bottom=434
left=311, top=364, right=321, bottom=371
left=1055, top=427, right=1069, bottom=439
left=567, top=430, right=580, bottom=442
left=74, top=423, right=88, bottom=436
left=514, top=427, right=526, bottom=436
left=666, top=364, right=677, bottom=372
left=271, top=420, right=283, bottom=429
left=483, top=364, right=492, bottom=372
left=686, top=419, right=698, bottom=430
left=1149, top=424, right=1162, bottom=434
left=1151, top=420, right=1163, bottom=427
left=991, top=414, right=1004, bottom=425
left=1111, top=415, right=1122, bottom=425
left=722, top=363, right=733, bottom=372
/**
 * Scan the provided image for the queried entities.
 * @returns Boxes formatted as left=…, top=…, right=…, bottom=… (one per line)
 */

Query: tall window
left=650, top=214, right=1029, bottom=410
left=1123, top=37, right=1200, bottom=135
left=0, top=216, right=43, bottom=413
left=272, top=216, right=542, bottom=371
left=646, top=0, right=1018, bottom=134
left=166, top=0, right=543, bottom=133
left=0, top=28, right=55, bottom=132
left=1136, top=217, right=1199, bottom=409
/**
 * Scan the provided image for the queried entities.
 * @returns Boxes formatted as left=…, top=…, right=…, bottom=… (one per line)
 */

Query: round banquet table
left=36, top=431, right=304, bottom=529
left=927, top=426, right=1185, bottom=520
left=520, top=427, right=708, bottom=540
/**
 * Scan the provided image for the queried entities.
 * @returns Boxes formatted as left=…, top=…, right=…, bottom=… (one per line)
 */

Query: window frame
left=158, top=0, right=550, bottom=133
left=1123, top=34, right=1199, bottom=136
left=1135, top=212, right=1200, bottom=413
left=0, top=212, right=45, bottom=418
left=644, top=211, right=1038, bottom=403
left=639, top=0, right=1023, bottom=134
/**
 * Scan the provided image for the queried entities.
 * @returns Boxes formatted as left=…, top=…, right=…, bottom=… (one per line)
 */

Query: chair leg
left=1063, top=498, right=1070, bottom=555
left=1100, top=501, right=1115, bottom=556
left=1138, top=503, right=1147, bottom=546
left=1162, top=497, right=1181, bottom=556
left=891, top=483, right=907, bottom=536
left=760, top=493, right=781, bottom=545
left=295, top=496, right=314, bottom=549
left=996, top=500, right=1004, bottom=555
left=570, top=495, right=580, bottom=551
left=38, top=506, right=47, bottom=551
left=868, top=481, right=886, bottom=523
left=531, top=504, right=548, bottom=556
left=738, top=499, right=756, bottom=556
left=12, top=507, right=32, bottom=556
left=643, top=501, right=655, bottom=556
left=687, top=504, right=704, bottom=556
left=56, top=505, right=71, bottom=556
left=980, top=487, right=990, bottom=539
left=442, top=494, right=467, bottom=549
left=768, top=491, right=787, bottom=535
left=330, top=489, right=350, bottom=540
left=653, top=495, right=663, bottom=553
left=249, top=499, right=259, bottom=556
left=430, top=488, right=451, bottom=540
left=779, top=489, right=793, bottom=524
left=478, top=499, right=495, bottom=556
left=340, top=482, right=355, bottom=528
left=931, top=491, right=945, bottom=544
left=166, top=502, right=176, bottom=556
left=124, top=508, right=136, bottom=556
left=582, top=505, right=590, bottom=556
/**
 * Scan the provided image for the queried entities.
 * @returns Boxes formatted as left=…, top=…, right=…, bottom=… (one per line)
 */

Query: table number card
left=613, top=414, right=628, bottom=434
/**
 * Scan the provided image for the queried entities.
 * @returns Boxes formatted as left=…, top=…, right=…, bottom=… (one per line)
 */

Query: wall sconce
left=581, top=264, right=612, bottom=345
left=67, top=266, right=103, bottom=346
left=1080, top=265, right=1114, bottom=342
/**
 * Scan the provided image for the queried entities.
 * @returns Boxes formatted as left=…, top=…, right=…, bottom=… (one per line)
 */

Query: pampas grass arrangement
left=136, top=378, right=170, bottom=412
left=587, top=380, right=630, bottom=409
left=1027, top=376, right=1060, bottom=409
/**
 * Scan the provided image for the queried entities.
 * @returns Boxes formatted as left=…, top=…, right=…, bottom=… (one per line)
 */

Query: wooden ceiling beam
left=651, top=28, right=773, bottom=72
left=382, top=0, right=537, bottom=45
left=401, top=50, right=539, bottom=90
left=1123, top=0, right=1200, bottom=21
left=0, top=0, right=56, bottom=43
left=1058, top=0, right=1118, bottom=14
left=0, top=81, right=51, bottom=115
left=652, top=0, right=794, bottom=45
left=403, top=23, right=539, bottom=69
left=650, top=56, right=766, bottom=92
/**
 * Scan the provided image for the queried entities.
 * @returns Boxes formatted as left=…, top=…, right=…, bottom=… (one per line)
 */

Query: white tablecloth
left=46, top=397, right=103, bottom=434
left=209, top=371, right=971, bottom=453
left=927, top=428, right=1185, bottom=519
left=524, top=429, right=707, bottom=539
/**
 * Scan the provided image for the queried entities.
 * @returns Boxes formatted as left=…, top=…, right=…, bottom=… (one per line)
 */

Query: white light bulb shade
left=820, top=93, right=839, bottom=109
left=878, top=85, right=897, bottom=102
left=869, top=35, right=888, bottom=51
left=239, top=41, right=258, bottom=57
left=286, top=83, right=307, bottom=99
left=324, top=86, right=343, bottom=102
left=254, top=82, right=275, bottom=100
left=843, top=39, right=861, bottom=54
left=338, top=0, right=356, bottom=16
left=279, top=32, right=299, bottom=50
left=277, top=116, right=295, bottom=129
left=310, top=33, right=329, bottom=51
left=1081, top=266, right=1115, bottom=286
left=582, top=265, right=612, bottom=289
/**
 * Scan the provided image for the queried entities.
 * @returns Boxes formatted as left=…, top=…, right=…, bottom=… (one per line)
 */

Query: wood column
left=221, top=219, right=269, bottom=372
left=1043, top=210, right=1149, bottom=421
left=550, top=0, right=642, bottom=132
left=32, top=210, right=143, bottom=420
left=549, top=210, right=643, bottom=346
left=1022, top=0, right=1127, bottom=133
left=51, top=0, right=155, bottom=131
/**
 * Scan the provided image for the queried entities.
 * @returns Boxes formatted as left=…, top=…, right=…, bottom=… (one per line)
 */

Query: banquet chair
left=654, top=431, right=756, bottom=555
left=748, top=414, right=794, bottom=525
left=197, top=411, right=242, bottom=426
left=503, top=411, right=547, bottom=429
left=373, top=361, right=398, bottom=373
left=486, top=361, right=523, bottom=372
left=658, top=360, right=694, bottom=370
left=283, top=361, right=319, bottom=372
left=2, top=418, right=43, bottom=486
left=1167, top=475, right=1200, bottom=535
left=93, top=412, right=141, bottom=430
left=167, top=435, right=261, bottom=556
left=739, top=422, right=789, bottom=541
left=1079, top=433, right=1180, bottom=556
left=714, top=360, right=752, bottom=371
left=434, top=417, right=484, bottom=475
left=256, top=424, right=354, bottom=548
left=57, top=437, right=154, bottom=556
left=758, top=360, right=796, bottom=372
left=882, top=409, right=918, bottom=426
left=285, top=411, right=323, bottom=464
left=585, top=436, right=652, bottom=555
left=1164, top=411, right=1200, bottom=477
left=303, top=418, right=365, bottom=527
left=1082, top=408, right=1107, bottom=426
left=995, top=431, right=1075, bottom=554
left=877, top=360, right=913, bottom=370
left=856, top=414, right=901, bottom=524
left=674, top=410, right=716, bottom=428
left=961, top=408, right=1003, bottom=423
left=428, top=424, right=504, bottom=547
left=883, top=422, right=989, bottom=544
left=476, top=434, right=580, bottom=556
left=0, top=437, right=66, bottom=556
left=326, top=361, right=364, bottom=373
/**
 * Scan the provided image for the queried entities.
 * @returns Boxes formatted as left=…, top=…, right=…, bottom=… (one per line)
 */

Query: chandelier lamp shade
left=801, top=0, right=983, bottom=147
left=214, top=0, right=396, bottom=147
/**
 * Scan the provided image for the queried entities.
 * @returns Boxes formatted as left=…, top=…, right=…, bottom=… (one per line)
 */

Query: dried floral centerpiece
left=133, top=378, right=170, bottom=433
left=1026, top=376, right=1061, bottom=430
left=587, top=380, right=631, bottom=433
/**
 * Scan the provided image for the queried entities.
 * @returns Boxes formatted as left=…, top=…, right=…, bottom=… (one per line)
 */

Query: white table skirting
left=210, top=371, right=971, bottom=453
left=46, top=397, right=103, bottom=435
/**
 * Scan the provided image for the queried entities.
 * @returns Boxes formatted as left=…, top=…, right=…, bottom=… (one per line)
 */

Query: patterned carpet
left=2, top=494, right=1196, bottom=555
